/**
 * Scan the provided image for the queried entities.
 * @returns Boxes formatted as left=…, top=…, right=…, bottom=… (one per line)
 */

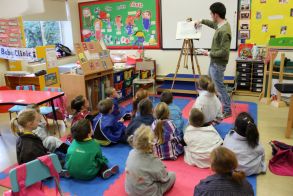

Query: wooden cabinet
left=60, top=69, right=113, bottom=112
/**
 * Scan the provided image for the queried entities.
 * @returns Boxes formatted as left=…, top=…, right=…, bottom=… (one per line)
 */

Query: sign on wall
left=78, top=0, right=161, bottom=49
left=0, top=46, right=37, bottom=61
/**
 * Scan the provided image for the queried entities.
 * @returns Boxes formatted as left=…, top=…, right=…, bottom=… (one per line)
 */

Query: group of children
left=10, top=75, right=266, bottom=195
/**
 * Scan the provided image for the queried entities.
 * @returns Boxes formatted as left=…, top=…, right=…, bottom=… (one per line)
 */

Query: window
left=24, top=21, right=64, bottom=48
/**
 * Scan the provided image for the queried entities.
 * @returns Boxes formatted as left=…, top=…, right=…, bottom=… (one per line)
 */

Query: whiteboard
left=161, top=0, right=238, bottom=49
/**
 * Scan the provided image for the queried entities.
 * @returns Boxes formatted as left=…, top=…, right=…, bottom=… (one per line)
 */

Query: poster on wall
left=0, top=17, right=24, bottom=48
left=78, top=0, right=160, bottom=49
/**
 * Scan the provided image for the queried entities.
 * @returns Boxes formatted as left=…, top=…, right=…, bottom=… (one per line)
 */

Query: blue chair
left=9, top=154, right=62, bottom=194
left=8, top=85, right=36, bottom=119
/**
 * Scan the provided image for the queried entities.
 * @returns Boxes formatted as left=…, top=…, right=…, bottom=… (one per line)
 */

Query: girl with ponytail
left=10, top=109, right=48, bottom=164
left=192, top=75, right=223, bottom=125
left=71, top=95, right=90, bottom=127
left=151, top=102, right=183, bottom=160
left=223, top=112, right=266, bottom=176
left=194, top=147, right=254, bottom=196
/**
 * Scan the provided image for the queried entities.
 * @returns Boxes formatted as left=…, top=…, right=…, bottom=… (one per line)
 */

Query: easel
left=171, top=38, right=201, bottom=90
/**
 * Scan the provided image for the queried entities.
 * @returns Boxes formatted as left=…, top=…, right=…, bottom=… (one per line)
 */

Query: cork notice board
left=74, top=42, right=113, bottom=75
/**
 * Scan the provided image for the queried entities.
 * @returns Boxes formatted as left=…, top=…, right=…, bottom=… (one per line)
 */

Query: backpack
left=269, top=140, right=293, bottom=176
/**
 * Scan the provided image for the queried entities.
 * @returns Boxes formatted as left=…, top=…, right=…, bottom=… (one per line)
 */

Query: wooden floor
left=0, top=95, right=292, bottom=196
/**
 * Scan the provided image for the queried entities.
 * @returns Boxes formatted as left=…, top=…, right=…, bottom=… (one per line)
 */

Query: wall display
left=0, top=17, right=25, bottom=48
left=247, top=0, right=293, bottom=45
left=78, top=0, right=160, bottom=49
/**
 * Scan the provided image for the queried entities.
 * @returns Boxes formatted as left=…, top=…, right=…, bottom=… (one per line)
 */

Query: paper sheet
left=176, top=21, right=201, bottom=40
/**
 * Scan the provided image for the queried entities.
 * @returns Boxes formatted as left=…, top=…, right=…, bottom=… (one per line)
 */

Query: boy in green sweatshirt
left=194, top=2, right=232, bottom=118
left=65, top=119, right=119, bottom=180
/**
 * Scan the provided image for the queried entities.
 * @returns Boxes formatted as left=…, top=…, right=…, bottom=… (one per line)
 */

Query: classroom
left=0, top=0, right=292, bottom=195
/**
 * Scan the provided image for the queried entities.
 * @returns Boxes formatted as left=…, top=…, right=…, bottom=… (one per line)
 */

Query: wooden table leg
left=285, top=95, right=293, bottom=138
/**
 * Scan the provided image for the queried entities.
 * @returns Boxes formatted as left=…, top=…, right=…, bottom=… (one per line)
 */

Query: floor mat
left=0, top=98, right=258, bottom=195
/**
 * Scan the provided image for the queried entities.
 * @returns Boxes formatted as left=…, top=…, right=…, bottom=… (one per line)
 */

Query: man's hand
left=194, top=20, right=202, bottom=29
left=118, top=118, right=124, bottom=123
left=196, top=48, right=209, bottom=56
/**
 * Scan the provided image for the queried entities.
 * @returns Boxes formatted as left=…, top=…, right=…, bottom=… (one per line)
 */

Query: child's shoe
left=110, top=165, right=119, bottom=175
left=102, top=169, right=113, bottom=179
left=60, top=169, right=70, bottom=178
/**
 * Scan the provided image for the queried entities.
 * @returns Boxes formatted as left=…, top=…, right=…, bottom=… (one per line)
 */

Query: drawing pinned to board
left=142, top=10, right=151, bottom=32
left=260, top=0, right=266, bottom=3
left=256, top=12, right=262, bottom=19
left=290, top=8, right=293, bottom=16
left=240, top=21, right=250, bottom=30
left=94, top=19, right=103, bottom=40
left=280, top=26, right=287, bottom=34
left=262, top=24, right=268, bottom=32
left=240, top=11, right=250, bottom=19
left=115, top=15, right=122, bottom=31
left=239, top=30, right=250, bottom=39
left=240, top=3, right=250, bottom=11
left=279, top=0, right=288, bottom=4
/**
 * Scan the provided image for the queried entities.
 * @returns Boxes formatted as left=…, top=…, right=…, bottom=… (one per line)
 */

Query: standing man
left=195, top=2, right=232, bottom=118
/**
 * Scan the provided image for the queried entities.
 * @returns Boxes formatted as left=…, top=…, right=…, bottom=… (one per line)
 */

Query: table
left=0, top=90, right=64, bottom=136
left=274, top=83, right=293, bottom=138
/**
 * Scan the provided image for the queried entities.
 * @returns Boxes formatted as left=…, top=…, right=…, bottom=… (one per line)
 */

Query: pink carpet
left=104, top=156, right=212, bottom=196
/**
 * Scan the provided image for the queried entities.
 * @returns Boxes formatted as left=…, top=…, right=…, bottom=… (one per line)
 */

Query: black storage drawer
left=253, top=63, right=264, bottom=69
left=237, top=82, right=251, bottom=89
left=237, top=63, right=252, bottom=69
left=251, top=87, right=262, bottom=92
left=238, top=72, right=251, bottom=77
left=252, top=78, right=263, bottom=83
left=252, top=83, right=263, bottom=88
left=237, top=76, right=250, bottom=82
left=253, top=72, right=264, bottom=78
left=237, top=67, right=252, bottom=73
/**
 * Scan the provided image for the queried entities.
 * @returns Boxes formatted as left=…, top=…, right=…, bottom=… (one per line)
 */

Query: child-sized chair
left=5, top=154, right=63, bottom=196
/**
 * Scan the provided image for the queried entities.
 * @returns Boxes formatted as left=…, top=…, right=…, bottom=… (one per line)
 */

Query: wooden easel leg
left=285, top=95, right=293, bottom=138
left=187, top=40, right=197, bottom=91
left=171, top=40, right=186, bottom=89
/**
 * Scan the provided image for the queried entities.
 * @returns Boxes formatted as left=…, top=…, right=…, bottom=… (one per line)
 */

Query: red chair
left=0, top=86, right=13, bottom=113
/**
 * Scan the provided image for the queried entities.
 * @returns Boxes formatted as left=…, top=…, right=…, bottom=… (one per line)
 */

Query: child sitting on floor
left=184, top=108, right=223, bottom=168
left=132, top=88, right=148, bottom=117
left=152, top=102, right=183, bottom=160
left=160, top=90, right=185, bottom=142
left=105, top=87, right=131, bottom=120
left=125, top=124, right=176, bottom=195
left=194, top=147, right=254, bottom=196
left=92, top=99, right=126, bottom=146
left=223, top=112, right=266, bottom=176
left=65, top=119, right=119, bottom=180
left=11, top=109, right=48, bottom=164
left=27, top=104, right=69, bottom=154
left=71, top=95, right=91, bottom=126
left=192, top=75, right=223, bottom=125
left=125, top=98, right=154, bottom=138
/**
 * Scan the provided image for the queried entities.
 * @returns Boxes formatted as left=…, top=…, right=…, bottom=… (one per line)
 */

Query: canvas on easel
left=171, top=20, right=202, bottom=91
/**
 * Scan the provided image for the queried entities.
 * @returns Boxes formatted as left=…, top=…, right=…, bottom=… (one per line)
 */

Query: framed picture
left=240, top=4, right=250, bottom=11
left=239, top=30, right=250, bottom=39
left=45, top=73, right=58, bottom=86
left=240, top=11, right=250, bottom=19
left=240, top=21, right=250, bottom=30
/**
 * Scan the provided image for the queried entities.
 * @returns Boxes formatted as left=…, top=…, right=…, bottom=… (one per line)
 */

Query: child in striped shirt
left=151, top=102, right=183, bottom=160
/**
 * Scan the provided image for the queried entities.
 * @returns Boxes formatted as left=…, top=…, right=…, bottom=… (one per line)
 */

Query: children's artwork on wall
left=262, top=24, right=268, bottom=32
left=256, top=12, right=262, bottom=19
left=280, top=26, right=287, bottom=34
left=240, top=21, right=250, bottom=30
left=78, top=0, right=160, bottom=49
left=0, top=17, right=25, bottom=47
left=240, top=30, right=250, bottom=39
left=240, top=11, right=250, bottom=19
left=246, top=0, right=293, bottom=45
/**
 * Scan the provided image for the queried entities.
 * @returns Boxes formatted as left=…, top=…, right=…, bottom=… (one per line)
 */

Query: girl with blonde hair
left=11, top=109, right=47, bottom=164
left=151, top=102, right=183, bottom=160
left=125, top=125, right=176, bottom=195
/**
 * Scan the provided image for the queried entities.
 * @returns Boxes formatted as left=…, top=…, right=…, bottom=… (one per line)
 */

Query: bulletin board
left=78, top=0, right=160, bottom=49
left=246, top=0, right=293, bottom=46
left=0, top=17, right=25, bottom=48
